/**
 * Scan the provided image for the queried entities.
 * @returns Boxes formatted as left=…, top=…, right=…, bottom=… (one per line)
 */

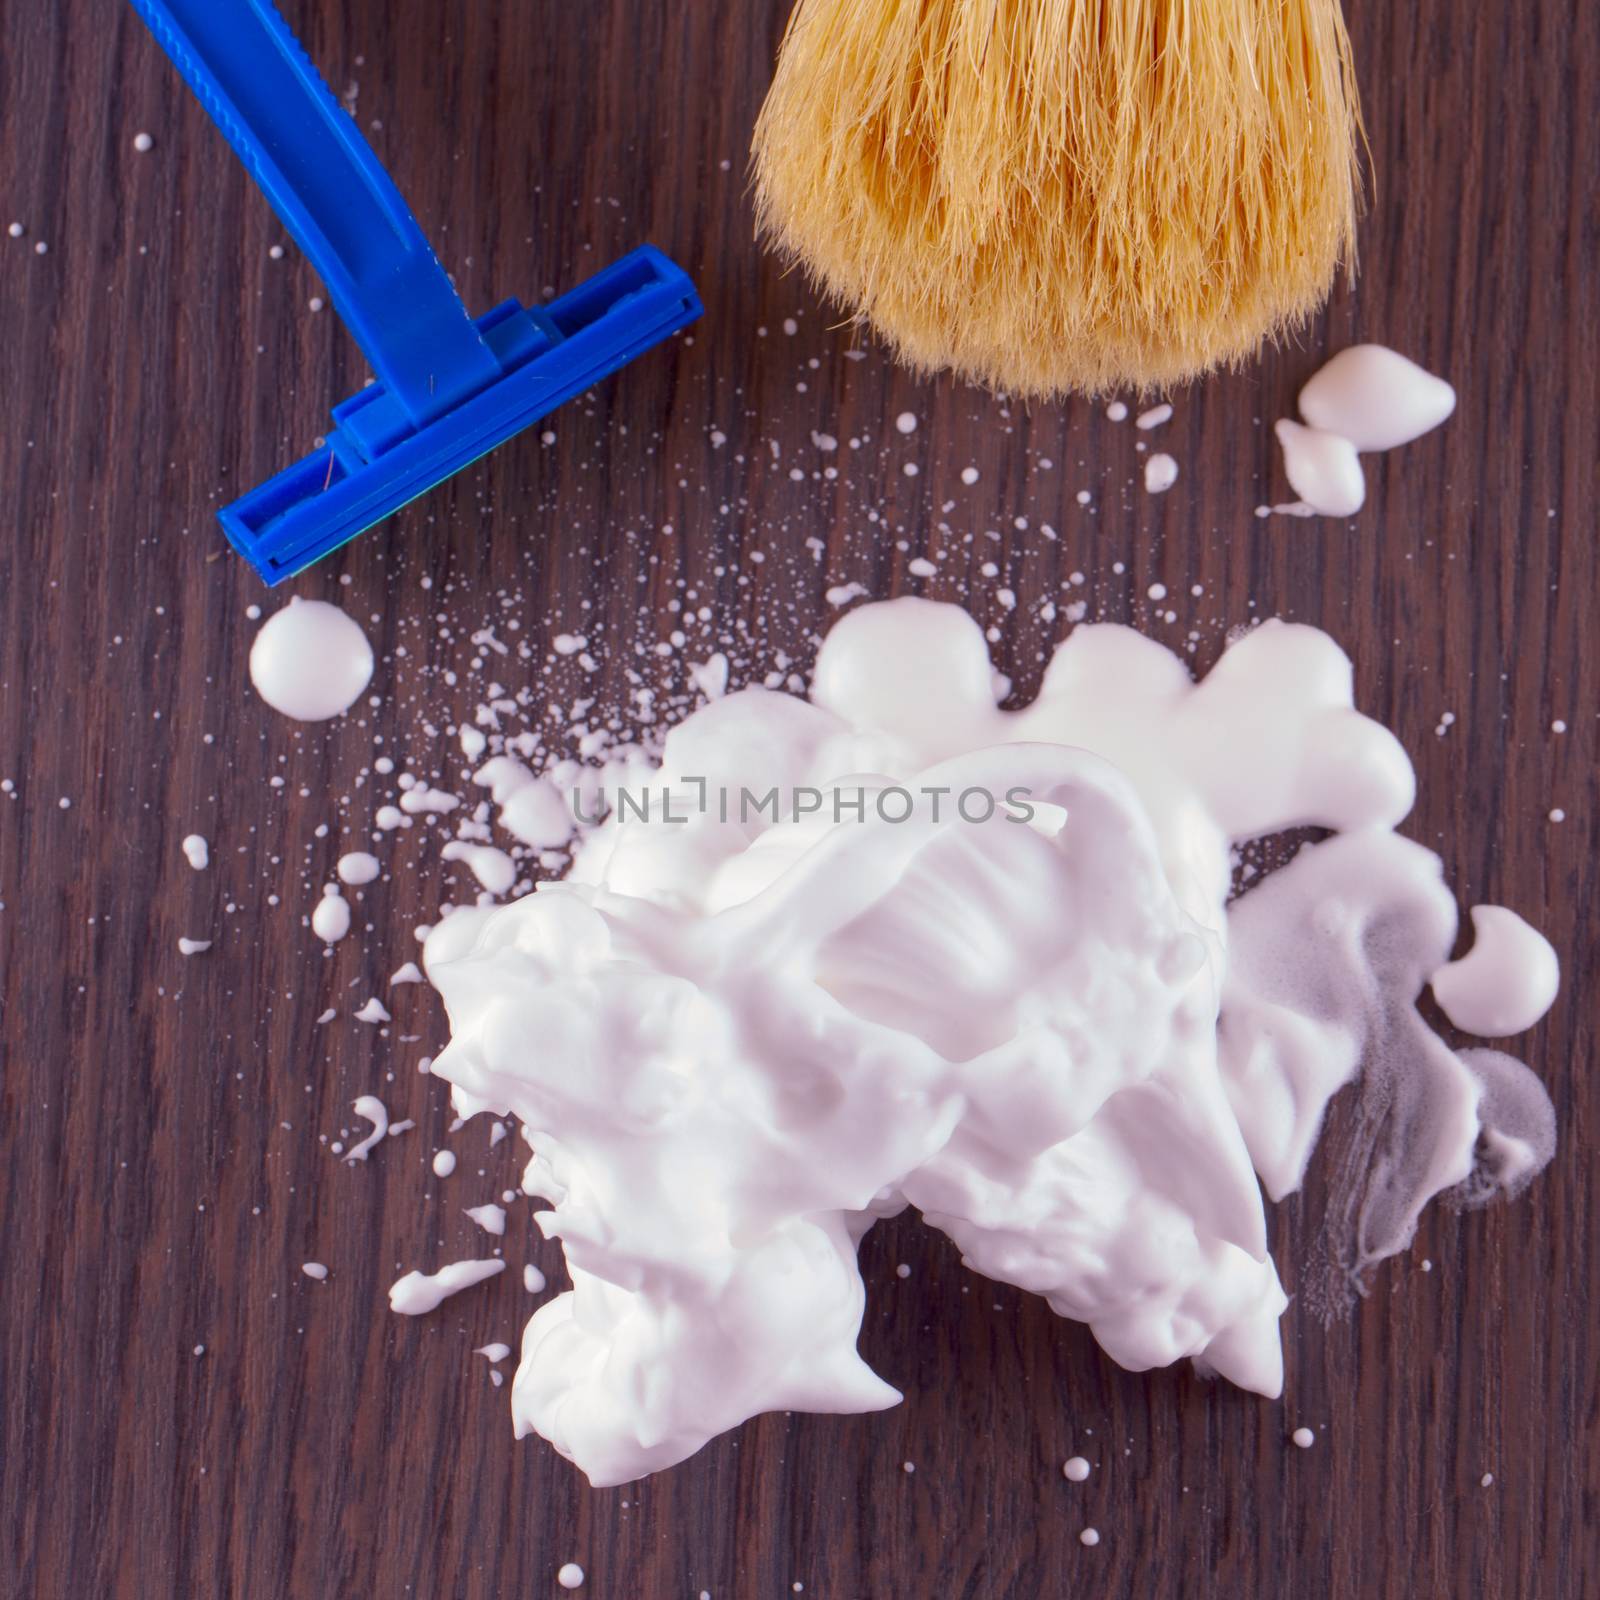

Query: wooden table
left=2, top=2, right=1594, bottom=1595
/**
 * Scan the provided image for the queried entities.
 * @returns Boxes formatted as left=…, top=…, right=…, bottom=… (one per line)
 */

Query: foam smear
left=1220, top=833, right=1554, bottom=1293
left=420, top=599, right=1557, bottom=1485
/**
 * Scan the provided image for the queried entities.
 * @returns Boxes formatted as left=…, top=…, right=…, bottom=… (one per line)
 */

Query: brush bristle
left=751, top=0, right=1362, bottom=396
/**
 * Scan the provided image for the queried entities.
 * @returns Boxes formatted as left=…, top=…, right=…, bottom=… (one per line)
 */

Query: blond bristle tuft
left=751, top=0, right=1363, bottom=397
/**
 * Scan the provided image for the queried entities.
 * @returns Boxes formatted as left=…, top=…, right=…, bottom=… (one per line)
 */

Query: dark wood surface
left=2, top=2, right=1596, bottom=1596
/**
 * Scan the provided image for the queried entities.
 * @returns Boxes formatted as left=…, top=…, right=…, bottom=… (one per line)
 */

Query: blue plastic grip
left=128, top=0, right=499, bottom=424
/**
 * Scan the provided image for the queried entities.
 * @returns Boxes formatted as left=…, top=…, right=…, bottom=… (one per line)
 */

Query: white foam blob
left=1273, top=420, right=1365, bottom=516
left=1298, top=345, right=1456, bottom=452
left=388, top=1258, right=505, bottom=1315
left=1430, top=906, right=1560, bottom=1036
left=465, top=1203, right=507, bottom=1236
left=337, top=851, right=381, bottom=885
left=441, top=840, right=517, bottom=896
left=249, top=599, right=373, bottom=721
left=1144, top=452, right=1179, bottom=493
left=344, top=1095, right=389, bottom=1162
left=474, top=756, right=575, bottom=848
left=400, top=785, right=458, bottom=816
left=311, top=886, right=351, bottom=943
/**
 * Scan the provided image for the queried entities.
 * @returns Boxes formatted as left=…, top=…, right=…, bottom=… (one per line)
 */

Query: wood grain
left=1, top=2, right=1596, bottom=1596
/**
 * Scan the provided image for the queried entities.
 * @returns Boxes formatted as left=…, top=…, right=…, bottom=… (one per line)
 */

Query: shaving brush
left=750, top=0, right=1363, bottom=396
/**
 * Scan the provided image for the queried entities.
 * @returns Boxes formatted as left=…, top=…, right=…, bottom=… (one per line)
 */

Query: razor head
left=222, top=245, right=701, bottom=583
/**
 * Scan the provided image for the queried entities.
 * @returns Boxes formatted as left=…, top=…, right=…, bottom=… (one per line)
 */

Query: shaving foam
left=417, top=599, right=1556, bottom=1485
left=1272, top=344, right=1455, bottom=515
left=249, top=598, right=373, bottom=722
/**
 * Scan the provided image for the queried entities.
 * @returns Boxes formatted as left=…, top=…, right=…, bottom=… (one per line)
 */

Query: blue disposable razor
left=130, top=0, right=702, bottom=583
